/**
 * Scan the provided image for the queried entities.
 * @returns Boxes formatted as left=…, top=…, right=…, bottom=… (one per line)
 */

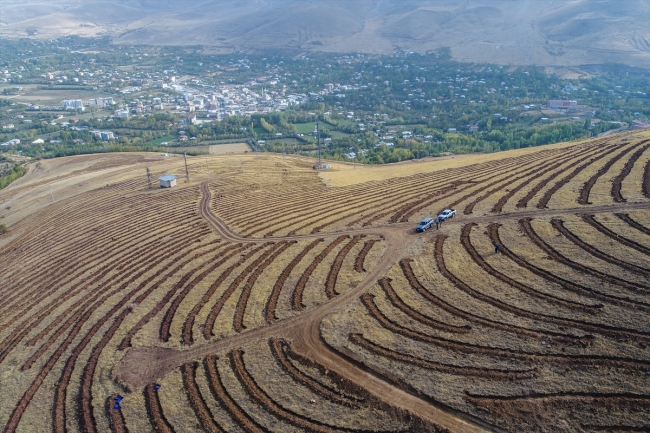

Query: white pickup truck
left=437, top=209, right=456, bottom=221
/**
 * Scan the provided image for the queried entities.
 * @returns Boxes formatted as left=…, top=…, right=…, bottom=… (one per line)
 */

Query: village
left=0, top=38, right=647, bottom=162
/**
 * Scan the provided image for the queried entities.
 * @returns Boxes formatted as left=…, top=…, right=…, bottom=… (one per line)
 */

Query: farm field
left=0, top=129, right=649, bottom=432
left=3, top=85, right=101, bottom=104
left=328, top=130, right=352, bottom=140
left=147, top=136, right=176, bottom=145
left=209, top=143, right=251, bottom=155
left=293, top=122, right=317, bottom=134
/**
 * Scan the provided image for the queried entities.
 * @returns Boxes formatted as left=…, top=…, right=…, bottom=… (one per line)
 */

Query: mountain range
left=1, top=0, right=649, bottom=67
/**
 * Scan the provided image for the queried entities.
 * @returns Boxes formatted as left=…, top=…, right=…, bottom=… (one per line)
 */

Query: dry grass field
left=0, top=129, right=649, bottom=433
left=209, top=143, right=251, bottom=155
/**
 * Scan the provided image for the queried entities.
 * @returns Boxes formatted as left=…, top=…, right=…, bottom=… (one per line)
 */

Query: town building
left=549, top=100, right=577, bottom=109
left=1, top=139, right=20, bottom=146
left=100, top=131, right=115, bottom=141
left=89, top=97, right=114, bottom=108
left=62, top=99, right=84, bottom=111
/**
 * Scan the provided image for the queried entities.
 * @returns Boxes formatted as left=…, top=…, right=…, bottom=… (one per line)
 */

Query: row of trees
left=0, top=163, right=25, bottom=190
left=308, top=119, right=616, bottom=164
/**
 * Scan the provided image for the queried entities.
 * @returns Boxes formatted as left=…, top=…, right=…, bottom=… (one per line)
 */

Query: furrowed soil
left=1, top=129, right=650, bottom=433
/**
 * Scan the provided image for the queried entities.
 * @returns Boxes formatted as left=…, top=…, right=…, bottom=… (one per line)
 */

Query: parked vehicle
left=416, top=217, right=435, bottom=232
left=438, top=209, right=456, bottom=221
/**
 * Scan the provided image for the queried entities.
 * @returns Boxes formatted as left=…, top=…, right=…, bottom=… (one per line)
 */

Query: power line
left=184, top=153, right=190, bottom=182
left=316, top=119, right=321, bottom=169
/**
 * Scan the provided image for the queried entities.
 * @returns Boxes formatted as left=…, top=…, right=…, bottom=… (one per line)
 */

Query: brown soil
left=3, top=133, right=650, bottom=433
left=292, top=236, right=348, bottom=310
left=644, top=160, right=650, bottom=198
left=203, top=355, right=267, bottom=433
left=354, top=240, right=377, bottom=272
left=487, top=223, right=650, bottom=312
left=579, top=141, right=647, bottom=205
left=105, top=394, right=128, bottom=433
left=143, top=384, right=174, bottom=433
left=612, top=141, right=650, bottom=202
left=180, top=362, right=224, bottom=433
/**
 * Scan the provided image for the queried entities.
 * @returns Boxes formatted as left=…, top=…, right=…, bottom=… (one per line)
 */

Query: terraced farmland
left=0, top=130, right=649, bottom=432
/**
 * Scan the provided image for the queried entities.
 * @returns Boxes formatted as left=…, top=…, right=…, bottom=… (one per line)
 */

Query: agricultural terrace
left=0, top=128, right=649, bottom=432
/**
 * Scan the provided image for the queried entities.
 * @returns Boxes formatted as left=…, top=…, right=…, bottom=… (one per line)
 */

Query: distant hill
left=1, top=0, right=649, bottom=67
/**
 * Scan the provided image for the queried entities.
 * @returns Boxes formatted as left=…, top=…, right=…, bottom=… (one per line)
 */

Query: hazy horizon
left=1, top=0, right=649, bottom=68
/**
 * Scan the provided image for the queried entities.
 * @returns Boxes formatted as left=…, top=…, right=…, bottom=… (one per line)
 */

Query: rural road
left=117, top=181, right=650, bottom=433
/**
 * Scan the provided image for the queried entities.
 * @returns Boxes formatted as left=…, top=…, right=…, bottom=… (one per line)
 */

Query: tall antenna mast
left=184, top=153, right=189, bottom=182
left=317, top=119, right=321, bottom=169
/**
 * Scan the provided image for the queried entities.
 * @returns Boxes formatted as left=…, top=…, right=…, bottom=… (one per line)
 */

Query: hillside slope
left=0, top=0, right=648, bottom=67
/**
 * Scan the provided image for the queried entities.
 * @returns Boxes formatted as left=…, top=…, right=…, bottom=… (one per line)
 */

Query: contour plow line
left=200, top=182, right=650, bottom=242
left=117, top=181, right=650, bottom=433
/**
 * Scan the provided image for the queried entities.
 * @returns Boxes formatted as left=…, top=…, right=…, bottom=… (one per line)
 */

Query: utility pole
left=49, top=185, right=55, bottom=203
left=316, top=119, right=321, bottom=169
left=184, top=153, right=189, bottom=183
left=282, top=142, right=285, bottom=160
left=146, top=167, right=152, bottom=189
left=205, top=156, right=209, bottom=172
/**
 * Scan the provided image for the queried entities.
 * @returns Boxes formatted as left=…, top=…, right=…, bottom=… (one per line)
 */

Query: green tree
left=260, top=118, right=275, bottom=133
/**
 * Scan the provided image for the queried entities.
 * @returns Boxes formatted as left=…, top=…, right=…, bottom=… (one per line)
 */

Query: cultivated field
left=209, top=143, right=251, bottom=155
left=1, top=85, right=101, bottom=105
left=0, top=129, right=649, bottom=433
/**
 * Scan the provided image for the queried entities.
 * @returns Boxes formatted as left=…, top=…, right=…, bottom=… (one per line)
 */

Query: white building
left=159, top=174, right=177, bottom=188
left=88, top=98, right=111, bottom=108
left=62, top=99, right=84, bottom=111
left=1, top=139, right=20, bottom=146
left=100, top=131, right=115, bottom=141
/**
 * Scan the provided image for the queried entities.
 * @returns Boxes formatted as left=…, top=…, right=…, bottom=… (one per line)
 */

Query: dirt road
left=116, top=181, right=650, bottom=432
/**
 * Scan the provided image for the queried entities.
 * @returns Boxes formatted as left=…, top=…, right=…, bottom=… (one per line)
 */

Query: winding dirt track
left=116, top=182, right=650, bottom=433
